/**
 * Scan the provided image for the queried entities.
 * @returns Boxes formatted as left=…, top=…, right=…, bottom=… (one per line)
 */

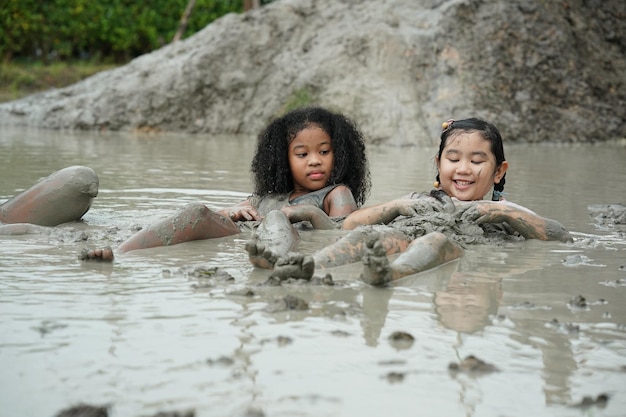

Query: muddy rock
left=0, top=0, right=624, bottom=145
left=588, top=204, right=626, bottom=231
left=448, top=355, right=499, bottom=374
left=266, top=294, right=309, bottom=312
left=54, top=404, right=109, bottom=417
left=388, top=330, right=415, bottom=350
left=570, top=394, right=609, bottom=409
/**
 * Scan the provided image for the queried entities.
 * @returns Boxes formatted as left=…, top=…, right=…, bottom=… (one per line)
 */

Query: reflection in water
left=434, top=273, right=502, bottom=334
left=360, top=286, right=394, bottom=346
left=1, top=128, right=626, bottom=417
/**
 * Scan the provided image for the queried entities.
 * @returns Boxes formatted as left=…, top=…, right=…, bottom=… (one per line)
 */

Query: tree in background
left=0, top=0, right=273, bottom=64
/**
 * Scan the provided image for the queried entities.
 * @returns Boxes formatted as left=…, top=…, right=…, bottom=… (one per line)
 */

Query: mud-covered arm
left=461, top=201, right=573, bottom=243
left=341, top=200, right=407, bottom=230
left=342, top=196, right=446, bottom=230
left=281, top=204, right=338, bottom=229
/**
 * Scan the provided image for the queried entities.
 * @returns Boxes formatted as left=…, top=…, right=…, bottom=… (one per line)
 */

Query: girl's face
left=288, top=126, right=334, bottom=197
left=436, top=131, right=508, bottom=201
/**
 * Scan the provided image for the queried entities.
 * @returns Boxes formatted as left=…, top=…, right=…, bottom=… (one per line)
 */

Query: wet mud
left=3, top=136, right=626, bottom=417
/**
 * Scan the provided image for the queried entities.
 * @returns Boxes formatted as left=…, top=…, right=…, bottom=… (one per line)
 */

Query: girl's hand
left=395, top=198, right=446, bottom=217
left=281, top=205, right=337, bottom=229
left=459, top=201, right=573, bottom=243
left=458, top=204, right=488, bottom=223
left=224, top=206, right=262, bottom=222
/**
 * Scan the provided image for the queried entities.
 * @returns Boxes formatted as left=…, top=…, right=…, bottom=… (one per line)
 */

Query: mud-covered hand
left=396, top=197, right=446, bottom=217
left=223, top=206, right=262, bottom=222
left=460, top=201, right=573, bottom=243
left=458, top=203, right=495, bottom=224
left=281, top=204, right=338, bottom=229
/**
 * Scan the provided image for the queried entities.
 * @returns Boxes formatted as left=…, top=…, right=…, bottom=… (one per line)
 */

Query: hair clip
left=492, top=190, right=506, bottom=201
left=441, top=119, right=454, bottom=132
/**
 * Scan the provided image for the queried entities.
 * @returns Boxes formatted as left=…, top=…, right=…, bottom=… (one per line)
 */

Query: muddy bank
left=0, top=0, right=624, bottom=145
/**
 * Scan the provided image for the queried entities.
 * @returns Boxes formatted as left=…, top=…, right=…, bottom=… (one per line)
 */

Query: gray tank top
left=251, top=184, right=342, bottom=216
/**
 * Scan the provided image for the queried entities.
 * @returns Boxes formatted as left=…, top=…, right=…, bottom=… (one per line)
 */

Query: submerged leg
left=360, top=231, right=464, bottom=286
left=0, top=223, right=52, bottom=235
left=246, top=210, right=300, bottom=269
left=118, top=202, right=240, bottom=252
left=0, top=166, right=99, bottom=226
left=313, top=225, right=412, bottom=268
left=260, top=225, right=412, bottom=279
left=80, top=202, right=240, bottom=261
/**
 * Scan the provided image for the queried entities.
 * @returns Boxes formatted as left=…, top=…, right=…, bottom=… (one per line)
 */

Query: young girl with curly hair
left=81, top=106, right=371, bottom=261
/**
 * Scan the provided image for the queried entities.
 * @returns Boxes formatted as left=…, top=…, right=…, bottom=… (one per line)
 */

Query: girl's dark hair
left=435, top=118, right=507, bottom=201
left=251, top=106, right=371, bottom=206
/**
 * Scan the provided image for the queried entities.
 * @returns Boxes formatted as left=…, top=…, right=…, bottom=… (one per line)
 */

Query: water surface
left=1, top=127, right=625, bottom=417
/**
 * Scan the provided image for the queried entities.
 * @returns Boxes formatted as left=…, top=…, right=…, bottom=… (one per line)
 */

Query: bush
left=0, top=0, right=269, bottom=64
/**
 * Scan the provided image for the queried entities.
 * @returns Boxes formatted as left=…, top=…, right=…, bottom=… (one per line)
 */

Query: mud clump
left=266, top=294, right=309, bottom=312
left=388, top=331, right=415, bottom=350
left=448, top=355, right=499, bottom=374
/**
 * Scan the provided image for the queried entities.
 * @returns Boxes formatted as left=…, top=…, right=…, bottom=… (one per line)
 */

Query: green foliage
left=0, top=0, right=268, bottom=64
left=280, top=87, right=316, bottom=114
left=0, top=61, right=118, bottom=102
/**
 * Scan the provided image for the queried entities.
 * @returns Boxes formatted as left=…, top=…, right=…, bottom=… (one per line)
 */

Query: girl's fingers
left=460, top=206, right=485, bottom=223
left=243, top=208, right=261, bottom=221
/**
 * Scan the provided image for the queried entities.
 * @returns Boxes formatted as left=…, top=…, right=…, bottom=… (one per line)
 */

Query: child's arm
left=460, top=201, right=573, bottom=243
left=218, top=200, right=262, bottom=222
left=281, top=185, right=359, bottom=229
left=342, top=200, right=409, bottom=230
left=342, top=197, right=445, bottom=230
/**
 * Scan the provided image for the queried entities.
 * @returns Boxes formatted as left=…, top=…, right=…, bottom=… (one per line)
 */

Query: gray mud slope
left=0, top=0, right=624, bottom=145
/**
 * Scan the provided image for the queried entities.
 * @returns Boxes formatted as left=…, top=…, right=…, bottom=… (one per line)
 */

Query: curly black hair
left=251, top=106, right=371, bottom=206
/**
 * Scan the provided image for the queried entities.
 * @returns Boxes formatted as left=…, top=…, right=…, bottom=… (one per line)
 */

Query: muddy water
left=1, top=127, right=625, bottom=417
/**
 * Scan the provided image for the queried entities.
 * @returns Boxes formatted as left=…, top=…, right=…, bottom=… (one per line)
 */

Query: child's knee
left=183, top=202, right=211, bottom=216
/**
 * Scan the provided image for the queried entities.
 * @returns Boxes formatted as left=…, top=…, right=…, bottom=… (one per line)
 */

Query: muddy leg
left=313, top=225, right=412, bottom=268
left=0, top=166, right=99, bottom=226
left=84, top=202, right=239, bottom=258
left=0, top=223, right=52, bottom=235
left=246, top=210, right=300, bottom=269
left=360, top=232, right=464, bottom=286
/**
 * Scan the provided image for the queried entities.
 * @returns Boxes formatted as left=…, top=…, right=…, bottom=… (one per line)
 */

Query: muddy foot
left=79, top=246, right=114, bottom=262
left=359, top=235, right=393, bottom=286
left=270, top=252, right=315, bottom=280
left=245, top=239, right=282, bottom=270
